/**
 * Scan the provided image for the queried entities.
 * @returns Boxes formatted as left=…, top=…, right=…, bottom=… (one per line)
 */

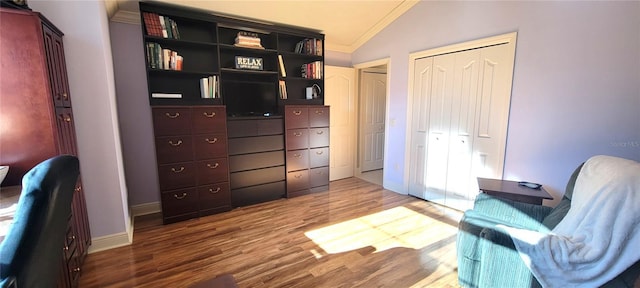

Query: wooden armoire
left=0, top=7, right=91, bottom=287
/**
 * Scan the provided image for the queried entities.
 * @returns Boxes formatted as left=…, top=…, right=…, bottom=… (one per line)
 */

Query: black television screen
left=223, top=80, right=278, bottom=117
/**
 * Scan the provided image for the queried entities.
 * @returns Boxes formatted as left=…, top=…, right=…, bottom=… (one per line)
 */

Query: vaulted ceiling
left=106, top=0, right=418, bottom=53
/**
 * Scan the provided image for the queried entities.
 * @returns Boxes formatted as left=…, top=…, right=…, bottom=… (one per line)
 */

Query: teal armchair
left=456, top=163, right=640, bottom=287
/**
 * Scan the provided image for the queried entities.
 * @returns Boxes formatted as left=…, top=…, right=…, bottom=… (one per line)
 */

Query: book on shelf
left=146, top=42, right=182, bottom=70
left=300, top=61, right=323, bottom=79
left=235, top=31, right=263, bottom=49
left=278, top=55, right=286, bottom=77
left=142, top=12, right=180, bottom=39
left=278, top=80, right=288, bottom=100
left=151, top=93, right=182, bottom=98
left=200, top=75, right=219, bottom=99
left=294, top=38, right=323, bottom=56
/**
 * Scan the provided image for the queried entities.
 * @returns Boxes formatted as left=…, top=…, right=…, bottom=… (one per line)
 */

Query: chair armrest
left=477, top=227, right=541, bottom=288
left=472, top=193, right=553, bottom=229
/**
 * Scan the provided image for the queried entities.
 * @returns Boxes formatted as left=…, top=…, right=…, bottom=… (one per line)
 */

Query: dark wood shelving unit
left=139, top=1, right=328, bottom=223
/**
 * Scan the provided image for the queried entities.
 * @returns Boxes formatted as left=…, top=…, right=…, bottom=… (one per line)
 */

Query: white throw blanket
left=499, top=155, right=640, bottom=287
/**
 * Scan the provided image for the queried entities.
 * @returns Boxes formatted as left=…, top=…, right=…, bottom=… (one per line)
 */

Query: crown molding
left=348, top=0, right=419, bottom=53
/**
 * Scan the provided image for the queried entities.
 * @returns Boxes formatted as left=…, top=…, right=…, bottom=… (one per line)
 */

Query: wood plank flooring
left=79, top=178, right=463, bottom=288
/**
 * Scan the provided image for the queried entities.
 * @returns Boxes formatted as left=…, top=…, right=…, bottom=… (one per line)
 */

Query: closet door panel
left=408, top=57, right=433, bottom=198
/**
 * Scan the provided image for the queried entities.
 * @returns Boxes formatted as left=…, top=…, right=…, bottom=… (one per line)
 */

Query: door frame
left=353, top=58, right=391, bottom=183
left=404, top=32, right=518, bottom=192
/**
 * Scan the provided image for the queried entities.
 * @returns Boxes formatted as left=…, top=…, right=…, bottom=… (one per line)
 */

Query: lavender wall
left=109, top=22, right=161, bottom=206
left=28, top=1, right=132, bottom=238
left=353, top=1, right=640, bottom=204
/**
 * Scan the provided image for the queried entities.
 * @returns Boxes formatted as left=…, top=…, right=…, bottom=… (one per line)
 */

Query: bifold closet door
left=409, top=44, right=512, bottom=211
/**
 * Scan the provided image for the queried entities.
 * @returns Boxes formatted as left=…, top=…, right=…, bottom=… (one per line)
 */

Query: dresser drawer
left=229, top=150, right=285, bottom=172
left=228, top=135, right=284, bottom=155
left=193, top=133, right=227, bottom=160
left=309, top=147, right=329, bottom=168
left=152, top=107, right=192, bottom=136
left=63, top=221, right=77, bottom=260
left=192, top=106, right=226, bottom=134
left=196, top=158, right=229, bottom=185
left=158, top=162, right=197, bottom=190
left=232, top=181, right=286, bottom=207
left=309, top=106, right=329, bottom=127
left=230, top=166, right=285, bottom=189
left=227, top=118, right=283, bottom=138
left=286, top=128, right=309, bottom=150
left=285, top=106, right=308, bottom=129
left=310, top=167, right=329, bottom=188
left=161, top=188, right=199, bottom=217
left=309, top=127, right=329, bottom=148
left=198, top=183, right=231, bottom=210
left=286, top=149, right=309, bottom=172
left=287, top=169, right=309, bottom=192
left=155, top=136, right=193, bottom=164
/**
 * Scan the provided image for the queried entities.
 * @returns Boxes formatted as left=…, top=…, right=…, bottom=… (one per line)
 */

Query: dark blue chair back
left=0, top=155, right=80, bottom=288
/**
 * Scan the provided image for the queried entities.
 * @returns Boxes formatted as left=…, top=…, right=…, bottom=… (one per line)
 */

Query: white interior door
left=408, top=57, right=433, bottom=200
left=360, top=71, right=386, bottom=172
left=325, top=66, right=356, bottom=181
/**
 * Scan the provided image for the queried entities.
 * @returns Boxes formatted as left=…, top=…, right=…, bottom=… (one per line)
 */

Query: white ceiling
left=106, top=0, right=419, bottom=53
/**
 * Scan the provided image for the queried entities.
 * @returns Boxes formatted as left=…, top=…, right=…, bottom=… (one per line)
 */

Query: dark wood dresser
left=0, top=7, right=91, bottom=287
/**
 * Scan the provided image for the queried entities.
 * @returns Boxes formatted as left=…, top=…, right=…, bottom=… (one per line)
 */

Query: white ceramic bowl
left=0, top=166, right=8, bottom=185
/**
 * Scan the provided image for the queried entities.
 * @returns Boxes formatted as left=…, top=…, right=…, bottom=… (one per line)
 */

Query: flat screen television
left=223, top=80, right=278, bottom=117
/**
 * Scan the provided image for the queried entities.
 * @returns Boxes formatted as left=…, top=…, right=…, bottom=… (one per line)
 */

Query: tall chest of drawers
left=284, top=106, right=330, bottom=197
left=152, top=106, right=231, bottom=224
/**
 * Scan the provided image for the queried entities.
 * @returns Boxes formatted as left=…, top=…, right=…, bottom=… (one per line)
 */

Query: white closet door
left=408, top=56, right=433, bottom=199
left=325, top=66, right=356, bottom=181
left=444, top=49, right=481, bottom=210
left=409, top=43, right=513, bottom=211
left=471, top=44, right=513, bottom=182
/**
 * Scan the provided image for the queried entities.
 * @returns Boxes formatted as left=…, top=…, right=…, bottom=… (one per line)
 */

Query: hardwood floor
left=79, top=178, right=463, bottom=287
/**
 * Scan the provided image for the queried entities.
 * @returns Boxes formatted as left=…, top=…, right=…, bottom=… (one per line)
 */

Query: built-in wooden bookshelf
left=139, top=1, right=325, bottom=111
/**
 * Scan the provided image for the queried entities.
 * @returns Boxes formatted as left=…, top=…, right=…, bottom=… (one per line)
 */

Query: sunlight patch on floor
left=305, top=206, right=453, bottom=256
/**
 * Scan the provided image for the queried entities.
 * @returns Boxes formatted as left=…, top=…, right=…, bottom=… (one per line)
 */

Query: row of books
left=301, top=61, right=323, bottom=79
left=142, top=12, right=180, bottom=39
left=146, top=43, right=183, bottom=70
left=278, top=80, right=288, bottom=100
left=200, top=76, right=220, bottom=99
left=295, top=38, right=323, bottom=56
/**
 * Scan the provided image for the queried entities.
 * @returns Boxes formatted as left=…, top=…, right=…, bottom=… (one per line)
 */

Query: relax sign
left=235, top=56, right=263, bottom=70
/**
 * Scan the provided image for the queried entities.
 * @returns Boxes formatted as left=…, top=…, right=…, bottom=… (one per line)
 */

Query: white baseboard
left=131, top=201, right=161, bottom=217
left=88, top=232, right=131, bottom=254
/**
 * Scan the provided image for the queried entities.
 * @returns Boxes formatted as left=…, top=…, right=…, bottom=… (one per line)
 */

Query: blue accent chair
left=456, top=163, right=640, bottom=287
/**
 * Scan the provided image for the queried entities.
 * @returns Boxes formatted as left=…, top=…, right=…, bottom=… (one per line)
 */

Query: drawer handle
left=62, top=92, right=69, bottom=100
left=314, top=110, right=324, bottom=115
left=63, top=246, right=69, bottom=251
left=316, top=171, right=324, bottom=175
left=293, top=110, right=302, bottom=116
left=174, top=193, right=187, bottom=200
left=295, top=174, right=302, bottom=179
left=169, top=140, right=183, bottom=146
left=171, top=167, right=185, bottom=173
left=73, top=267, right=81, bottom=273
left=68, top=235, right=75, bottom=241
left=165, top=112, right=180, bottom=119
left=316, top=150, right=323, bottom=155
left=293, top=153, right=302, bottom=158
left=209, top=187, right=221, bottom=194
left=75, top=186, right=81, bottom=192
left=59, top=114, right=72, bottom=122
left=293, top=132, right=303, bottom=137
left=203, top=112, right=216, bottom=118
left=316, top=130, right=323, bottom=135
left=205, top=138, right=218, bottom=144
left=207, top=163, right=219, bottom=169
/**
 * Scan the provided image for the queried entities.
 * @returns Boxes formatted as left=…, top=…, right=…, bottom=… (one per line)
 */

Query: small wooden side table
left=477, top=178, right=553, bottom=205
